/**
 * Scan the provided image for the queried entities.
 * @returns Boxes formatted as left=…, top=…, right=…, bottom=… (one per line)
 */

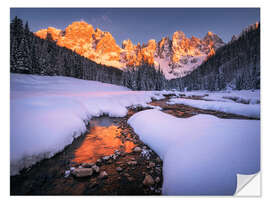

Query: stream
left=10, top=95, right=257, bottom=195
left=11, top=107, right=163, bottom=195
left=71, top=117, right=136, bottom=165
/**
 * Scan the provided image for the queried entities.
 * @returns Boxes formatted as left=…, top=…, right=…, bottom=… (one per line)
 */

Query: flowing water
left=72, top=117, right=135, bottom=164
left=11, top=96, right=256, bottom=195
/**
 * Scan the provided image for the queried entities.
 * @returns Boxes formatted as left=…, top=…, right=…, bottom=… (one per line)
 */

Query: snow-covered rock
left=98, top=171, right=108, bottom=179
left=92, top=165, right=100, bottom=173
left=133, top=146, right=142, bottom=153
left=36, top=21, right=225, bottom=79
left=155, top=31, right=224, bottom=79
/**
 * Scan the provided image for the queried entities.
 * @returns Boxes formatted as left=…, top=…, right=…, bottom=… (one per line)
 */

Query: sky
left=10, top=8, right=260, bottom=45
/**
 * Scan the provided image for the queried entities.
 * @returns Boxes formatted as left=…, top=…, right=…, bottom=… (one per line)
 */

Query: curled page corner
left=234, top=172, right=261, bottom=196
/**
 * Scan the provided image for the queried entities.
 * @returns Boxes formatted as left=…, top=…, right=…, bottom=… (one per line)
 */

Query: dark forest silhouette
left=10, top=17, right=260, bottom=91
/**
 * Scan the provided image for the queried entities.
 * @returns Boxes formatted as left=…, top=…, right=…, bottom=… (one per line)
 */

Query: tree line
left=122, top=65, right=166, bottom=90
left=168, top=23, right=260, bottom=91
left=10, top=16, right=166, bottom=90
left=10, top=17, right=260, bottom=91
left=10, top=16, right=124, bottom=85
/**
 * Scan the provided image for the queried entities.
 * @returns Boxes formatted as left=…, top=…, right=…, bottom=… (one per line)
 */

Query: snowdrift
left=175, top=90, right=260, bottom=104
left=128, top=109, right=260, bottom=195
left=10, top=74, right=164, bottom=175
left=168, top=98, right=260, bottom=118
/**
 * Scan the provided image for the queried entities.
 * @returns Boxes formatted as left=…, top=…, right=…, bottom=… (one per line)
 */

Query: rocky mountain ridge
left=36, top=21, right=225, bottom=79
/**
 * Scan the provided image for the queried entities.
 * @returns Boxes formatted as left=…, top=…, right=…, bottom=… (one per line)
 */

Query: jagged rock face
left=35, top=27, right=62, bottom=41
left=120, top=39, right=157, bottom=67
left=155, top=30, right=225, bottom=79
left=36, top=21, right=123, bottom=68
left=203, top=31, right=224, bottom=50
left=35, top=21, right=225, bottom=79
left=121, top=39, right=141, bottom=66
left=157, top=37, right=171, bottom=59
left=172, top=31, right=193, bottom=62
left=141, top=39, right=157, bottom=65
left=122, top=39, right=135, bottom=50
left=119, top=31, right=225, bottom=79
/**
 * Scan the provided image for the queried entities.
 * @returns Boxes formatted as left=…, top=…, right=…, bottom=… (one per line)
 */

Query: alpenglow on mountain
left=36, top=21, right=225, bottom=79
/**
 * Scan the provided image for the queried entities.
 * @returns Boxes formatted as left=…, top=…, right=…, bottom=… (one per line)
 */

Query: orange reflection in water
left=72, top=124, right=135, bottom=164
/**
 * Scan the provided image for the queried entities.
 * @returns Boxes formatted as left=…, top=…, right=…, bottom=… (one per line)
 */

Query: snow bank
left=207, top=90, right=260, bottom=104
left=176, top=90, right=260, bottom=104
left=128, top=109, right=260, bottom=195
left=168, top=98, right=260, bottom=118
left=10, top=74, right=165, bottom=175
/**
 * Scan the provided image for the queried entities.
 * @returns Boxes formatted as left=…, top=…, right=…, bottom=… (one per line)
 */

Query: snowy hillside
left=10, top=74, right=165, bottom=175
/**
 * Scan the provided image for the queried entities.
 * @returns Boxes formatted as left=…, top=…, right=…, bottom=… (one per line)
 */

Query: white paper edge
left=234, top=172, right=261, bottom=196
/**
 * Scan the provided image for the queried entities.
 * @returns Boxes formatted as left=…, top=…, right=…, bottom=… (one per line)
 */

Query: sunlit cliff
left=36, top=21, right=225, bottom=79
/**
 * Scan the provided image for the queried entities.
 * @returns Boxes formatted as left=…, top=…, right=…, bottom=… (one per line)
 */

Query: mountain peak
left=207, top=31, right=213, bottom=36
left=95, top=28, right=102, bottom=33
left=35, top=22, right=225, bottom=79
left=147, top=39, right=157, bottom=46
left=173, top=30, right=186, bottom=40
left=203, top=31, right=225, bottom=49
left=65, top=21, right=95, bottom=33
left=159, top=36, right=170, bottom=48
left=122, top=39, right=134, bottom=49
left=70, top=21, right=90, bottom=26
left=35, top=27, right=61, bottom=41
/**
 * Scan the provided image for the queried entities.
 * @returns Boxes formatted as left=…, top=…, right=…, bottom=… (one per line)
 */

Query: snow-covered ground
left=168, top=98, right=260, bottom=118
left=168, top=90, right=260, bottom=119
left=128, top=109, right=260, bottom=195
left=175, top=90, right=260, bottom=104
left=11, top=73, right=260, bottom=195
left=10, top=74, right=165, bottom=175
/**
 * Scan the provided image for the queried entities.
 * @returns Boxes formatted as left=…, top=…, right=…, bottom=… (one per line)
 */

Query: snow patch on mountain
left=35, top=22, right=225, bottom=79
